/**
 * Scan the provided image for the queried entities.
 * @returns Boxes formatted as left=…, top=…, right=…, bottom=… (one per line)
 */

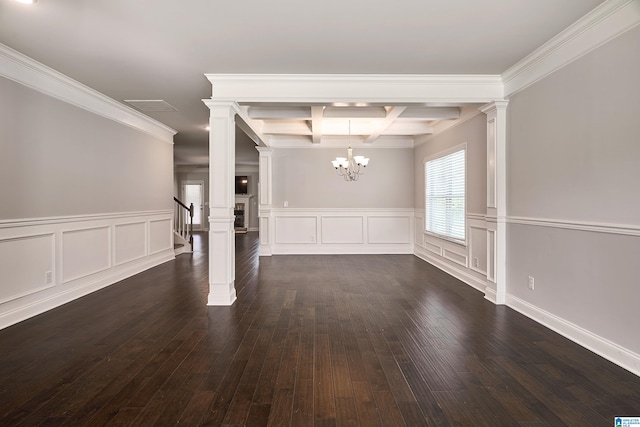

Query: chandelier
left=331, top=121, right=370, bottom=181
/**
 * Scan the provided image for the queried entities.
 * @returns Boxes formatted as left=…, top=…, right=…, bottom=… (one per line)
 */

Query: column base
left=259, top=245, right=272, bottom=257
left=484, top=286, right=506, bottom=305
left=207, top=284, right=237, bottom=306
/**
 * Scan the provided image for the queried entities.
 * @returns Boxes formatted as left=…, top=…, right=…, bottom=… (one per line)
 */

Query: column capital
left=256, top=146, right=273, bottom=155
left=202, top=99, right=241, bottom=117
left=480, top=100, right=509, bottom=114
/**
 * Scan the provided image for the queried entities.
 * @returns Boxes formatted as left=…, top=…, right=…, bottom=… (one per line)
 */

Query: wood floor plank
left=0, top=232, right=639, bottom=426
left=314, top=334, right=336, bottom=421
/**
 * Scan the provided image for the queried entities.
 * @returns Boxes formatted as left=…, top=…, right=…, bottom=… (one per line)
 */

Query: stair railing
left=174, top=197, right=194, bottom=245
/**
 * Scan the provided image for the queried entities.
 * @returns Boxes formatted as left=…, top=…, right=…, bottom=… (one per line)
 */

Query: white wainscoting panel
left=62, top=227, right=111, bottom=283
left=321, top=216, right=363, bottom=244
left=115, top=222, right=146, bottom=265
left=149, top=219, right=172, bottom=254
left=368, top=216, right=411, bottom=244
left=0, top=210, right=174, bottom=331
left=414, top=211, right=488, bottom=293
left=271, top=209, right=413, bottom=254
left=0, top=234, right=55, bottom=304
left=469, top=222, right=488, bottom=275
left=275, top=216, right=317, bottom=244
left=443, top=248, right=468, bottom=267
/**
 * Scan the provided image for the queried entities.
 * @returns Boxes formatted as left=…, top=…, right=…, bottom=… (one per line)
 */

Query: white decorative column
left=256, top=147, right=273, bottom=256
left=480, top=101, right=508, bottom=305
left=204, top=100, right=240, bottom=305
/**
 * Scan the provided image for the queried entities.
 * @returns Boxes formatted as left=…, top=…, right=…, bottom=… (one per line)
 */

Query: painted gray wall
left=0, top=76, right=173, bottom=220
left=272, top=147, right=413, bottom=209
left=414, top=112, right=487, bottom=215
left=506, top=26, right=640, bottom=354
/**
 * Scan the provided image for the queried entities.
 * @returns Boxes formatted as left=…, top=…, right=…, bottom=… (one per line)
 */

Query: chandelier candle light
left=331, top=121, right=370, bottom=181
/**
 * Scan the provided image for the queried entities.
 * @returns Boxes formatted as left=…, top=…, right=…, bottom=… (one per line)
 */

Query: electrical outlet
left=474, top=257, right=479, bottom=268
left=45, top=271, right=53, bottom=284
left=284, top=201, right=288, bottom=207
left=528, top=276, right=535, bottom=290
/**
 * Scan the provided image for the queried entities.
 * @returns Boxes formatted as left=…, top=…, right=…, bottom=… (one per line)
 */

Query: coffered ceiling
left=0, top=0, right=605, bottom=165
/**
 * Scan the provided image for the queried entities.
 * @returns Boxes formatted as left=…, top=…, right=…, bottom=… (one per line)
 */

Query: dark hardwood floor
left=1, top=232, right=638, bottom=426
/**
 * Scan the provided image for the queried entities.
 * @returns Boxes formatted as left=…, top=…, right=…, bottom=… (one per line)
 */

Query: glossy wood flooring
left=1, top=232, right=639, bottom=426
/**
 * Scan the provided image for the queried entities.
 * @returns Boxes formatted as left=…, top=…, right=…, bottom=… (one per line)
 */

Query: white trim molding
left=206, top=74, right=504, bottom=104
left=0, top=43, right=176, bottom=144
left=507, top=295, right=640, bottom=377
left=507, top=216, right=640, bottom=237
left=0, top=210, right=174, bottom=330
left=502, top=0, right=640, bottom=97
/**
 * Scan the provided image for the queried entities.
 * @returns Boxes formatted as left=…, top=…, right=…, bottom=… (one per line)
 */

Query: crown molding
left=502, top=0, right=640, bottom=97
left=206, top=73, right=504, bottom=104
left=0, top=43, right=176, bottom=144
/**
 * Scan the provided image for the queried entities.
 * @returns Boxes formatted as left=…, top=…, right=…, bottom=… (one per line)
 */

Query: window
left=425, top=146, right=466, bottom=244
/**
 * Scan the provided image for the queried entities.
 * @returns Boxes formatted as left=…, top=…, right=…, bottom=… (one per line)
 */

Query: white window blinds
left=425, top=148, right=466, bottom=243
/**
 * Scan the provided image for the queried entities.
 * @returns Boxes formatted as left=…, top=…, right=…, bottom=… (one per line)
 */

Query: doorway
left=182, top=180, right=205, bottom=230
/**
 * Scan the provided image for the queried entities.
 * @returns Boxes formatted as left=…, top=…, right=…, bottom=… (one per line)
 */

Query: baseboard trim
left=0, top=249, right=174, bottom=330
left=507, top=294, right=640, bottom=377
left=273, top=243, right=413, bottom=255
left=414, top=245, right=486, bottom=294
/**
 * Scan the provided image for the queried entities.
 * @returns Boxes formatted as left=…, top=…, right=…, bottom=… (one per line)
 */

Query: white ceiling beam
left=234, top=106, right=267, bottom=146
left=384, top=121, right=434, bottom=135
left=261, top=120, right=312, bottom=135
left=399, top=106, right=461, bottom=120
left=247, top=106, right=311, bottom=119
left=311, top=106, right=323, bottom=144
left=206, top=74, right=504, bottom=103
left=364, top=106, right=406, bottom=144
left=323, top=106, right=387, bottom=118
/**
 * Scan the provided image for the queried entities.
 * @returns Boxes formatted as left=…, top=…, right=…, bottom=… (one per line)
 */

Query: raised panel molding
left=443, top=248, right=467, bottom=267
left=271, top=208, right=413, bottom=254
left=275, top=216, right=317, bottom=244
left=0, top=211, right=174, bottom=331
left=149, top=219, right=172, bottom=254
left=423, top=240, right=442, bottom=256
left=368, top=216, right=411, bottom=244
left=62, top=226, right=111, bottom=283
left=0, top=234, right=55, bottom=305
left=114, top=222, right=147, bottom=265
left=321, top=217, right=364, bottom=244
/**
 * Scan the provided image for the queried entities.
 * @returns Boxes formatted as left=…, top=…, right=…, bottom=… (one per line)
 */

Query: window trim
left=424, top=143, right=467, bottom=247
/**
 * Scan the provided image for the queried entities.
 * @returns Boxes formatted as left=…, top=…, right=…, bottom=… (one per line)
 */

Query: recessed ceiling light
left=16, top=0, right=37, bottom=4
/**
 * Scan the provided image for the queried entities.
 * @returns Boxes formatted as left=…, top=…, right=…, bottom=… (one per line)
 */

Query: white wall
left=413, top=111, right=488, bottom=290
left=506, top=26, right=640, bottom=366
left=0, top=53, right=174, bottom=330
